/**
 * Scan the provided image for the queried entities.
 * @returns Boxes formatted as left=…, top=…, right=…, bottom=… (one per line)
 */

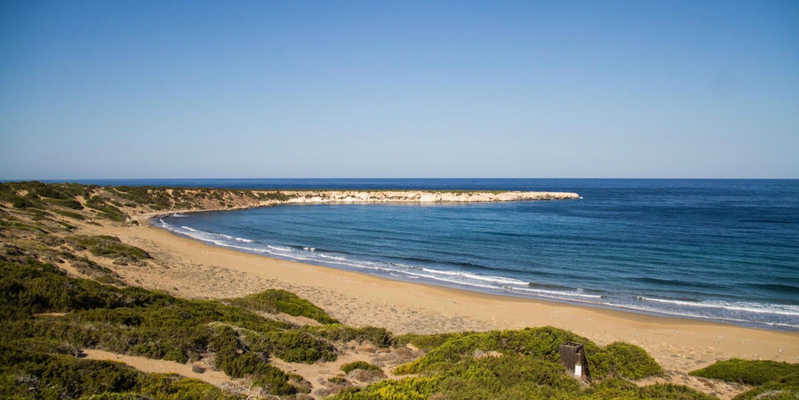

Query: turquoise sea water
left=61, top=179, right=799, bottom=330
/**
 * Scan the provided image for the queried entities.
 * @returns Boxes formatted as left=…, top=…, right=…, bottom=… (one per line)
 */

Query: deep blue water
left=49, top=179, right=799, bottom=329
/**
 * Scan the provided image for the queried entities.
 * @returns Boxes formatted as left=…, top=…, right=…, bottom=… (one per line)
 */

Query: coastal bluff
left=0, top=182, right=578, bottom=221
left=110, top=188, right=580, bottom=219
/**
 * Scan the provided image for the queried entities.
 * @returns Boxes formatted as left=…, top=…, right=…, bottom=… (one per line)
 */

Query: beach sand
left=75, top=217, right=798, bottom=398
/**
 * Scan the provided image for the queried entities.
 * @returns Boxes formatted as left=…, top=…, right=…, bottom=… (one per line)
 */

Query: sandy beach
left=79, top=217, right=798, bottom=380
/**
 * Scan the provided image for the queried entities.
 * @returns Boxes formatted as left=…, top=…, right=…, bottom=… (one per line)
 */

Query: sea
left=55, top=179, right=799, bottom=330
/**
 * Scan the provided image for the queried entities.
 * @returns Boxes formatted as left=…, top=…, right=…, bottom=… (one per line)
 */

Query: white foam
left=513, top=286, right=603, bottom=299
left=609, top=301, right=799, bottom=329
left=267, top=245, right=292, bottom=252
left=639, top=297, right=799, bottom=317
left=403, top=271, right=499, bottom=290
left=419, top=268, right=529, bottom=286
left=181, top=226, right=198, bottom=232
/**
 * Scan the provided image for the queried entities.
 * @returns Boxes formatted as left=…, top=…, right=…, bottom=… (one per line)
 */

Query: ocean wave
left=638, top=296, right=799, bottom=317
left=610, top=300, right=799, bottom=330
left=419, top=268, right=529, bottom=286
left=513, top=286, right=604, bottom=300
left=401, top=271, right=500, bottom=291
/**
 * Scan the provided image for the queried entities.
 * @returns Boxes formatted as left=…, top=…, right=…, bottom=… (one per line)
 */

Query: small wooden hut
left=559, top=341, right=592, bottom=382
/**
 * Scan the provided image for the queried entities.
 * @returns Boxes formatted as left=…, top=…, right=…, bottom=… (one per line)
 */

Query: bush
left=85, top=196, right=126, bottom=221
left=305, top=324, right=392, bottom=347
left=596, top=342, right=663, bottom=379
left=0, top=346, right=241, bottom=399
left=732, top=373, right=799, bottom=400
left=68, top=235, right=151, bottom=262
left=46, top=198, right=84, bottom=210
left=231, top=289, right=338, bottom=324
left=53, top=209, right=86, bottom=220
left=392, top=327, right=660, bottom=380
left=690, top=359, right=799, bottom=386
left=393, top=332, right=461, bottom=351
left=342, top=361, right=382, bottom=374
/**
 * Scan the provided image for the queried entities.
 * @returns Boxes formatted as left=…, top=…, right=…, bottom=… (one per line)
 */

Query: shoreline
left=84, top=215, right=799, bottom=375
left=152, top=209, right=798, bottom=334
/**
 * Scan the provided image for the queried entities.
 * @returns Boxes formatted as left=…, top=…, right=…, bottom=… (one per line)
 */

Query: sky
left=1, top=1, right=797, bottom=179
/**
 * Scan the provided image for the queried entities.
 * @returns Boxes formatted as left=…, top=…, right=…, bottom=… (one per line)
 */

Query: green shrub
left=597, top=341, right=663, bottom=379
left=259, top=191, right=292, bottom=201
left=231, top=289, right=338, bottom=324
left=393, top=332, right=462, bottom=351
left=0, top=346, right=241, bottom=399
left=690, top=359, right=799, bottom=386
left=393, top=327, right=599, bottom=375
left=732, top=373, right=799, bottom=400
left=46, top=198, right=84, bottom=210
left=331, top=377, right=438, bottom=400
left=392, top=327, right=660, bottom=381
left=85, top=196, right=126, bottom=221
left=54, top=209, right=86, bottom=220
left=68, top=235, right=151, bottom=261
left=12, top=195, right=41, bottom=209
left=305, top=324, right=392, bottom=347
left=342, top=361, right=382, bottom=374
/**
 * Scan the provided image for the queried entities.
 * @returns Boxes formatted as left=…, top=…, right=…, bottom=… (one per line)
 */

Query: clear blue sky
left=1, top=1, right=797, bottom=179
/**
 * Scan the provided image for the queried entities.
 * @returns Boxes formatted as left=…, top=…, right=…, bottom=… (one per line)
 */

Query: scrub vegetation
left=1, top=181, right=791, bottom=399
left=230, top=289, right=339, bottom=324
left=690, top=359, right=799, bottom=399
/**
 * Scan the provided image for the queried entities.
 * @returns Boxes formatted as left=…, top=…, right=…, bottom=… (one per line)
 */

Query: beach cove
left=3, top=181, right=798, bottom=399
left=60, top=184, right=796, bottom=378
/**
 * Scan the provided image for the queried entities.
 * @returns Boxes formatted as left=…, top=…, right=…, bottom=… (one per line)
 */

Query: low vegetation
left=341, top=361, right=382, bottom=374
left=0, top=259, right=332, bottom=395
left=731, top=373, right=799, bottom=400
left=690, top=359, right=799, bottom=386
left=67, top=235, right=151, bottom=264
left=2, top=181, right=783, bottom=399
left=393, top=328, right=662, bottom=379
left=230, top=289, right=339, bottom=324
left=0, top=345, right=241, bottom=399
left=331, top=355, right=709, bottom=400
left=690, top=359, right=799, bottom=399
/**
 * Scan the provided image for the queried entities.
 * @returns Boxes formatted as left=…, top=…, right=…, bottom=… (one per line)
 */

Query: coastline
left=82, top=216, right=799, bottom=375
